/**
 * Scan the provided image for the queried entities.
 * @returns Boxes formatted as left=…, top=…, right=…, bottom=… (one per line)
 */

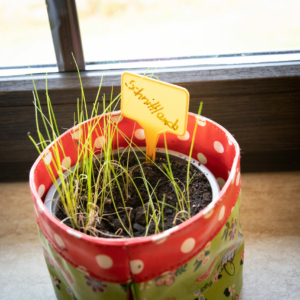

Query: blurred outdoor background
left=1, top=0, right=300, bottom=68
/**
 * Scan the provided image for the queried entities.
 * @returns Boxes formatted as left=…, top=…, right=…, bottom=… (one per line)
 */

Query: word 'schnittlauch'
left=125, top=80, right=179, bottom=131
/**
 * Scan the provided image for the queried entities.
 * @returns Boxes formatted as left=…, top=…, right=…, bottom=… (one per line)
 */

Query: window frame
left=46, top=0, right=85, bottom=72
left=0, top=59, right=300, bottom=93
left=1, top=0, right=300, bottom=83
left=0, top=0, right=300, bottom=181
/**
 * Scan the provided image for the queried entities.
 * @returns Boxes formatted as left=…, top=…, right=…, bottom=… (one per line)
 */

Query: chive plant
left=29, top=69, right=205, bottom=238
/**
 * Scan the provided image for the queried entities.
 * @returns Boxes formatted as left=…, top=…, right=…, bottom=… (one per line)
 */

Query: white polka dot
left=214, top=141, right=224, bottom=153
left=95, top=136, right=105, bottom=149
left=231, top=206, right=235, bottom=213
left=236, top=172, right=241, bottom=186
left=44, top=151, right=52, bottom=165
left=67, top=229, right=82, bottom=239
left=204, top=209, right=214, bottom=219
left=38, top=184, right=45, bottom=198
left=62, top=157, right=71, bottom=170
left=227, top=136, right=233, bottom=145
left=135, top=129, right=145, bottom=140
left=33, top=205, right=39, bottom=218
left=96, top=255, right=113, bottom=269
left=218, top=206, right=225, bottom=221
left=197, top=153, right=207, bottom=164
left=196, top=116, right=206, bottom=126
left=217, top=178, right=226, bottom=189
left=177, top=131, right=190, bottom=141
left=54, top=234, right=65, bottom=249
left=181, top=238, right=195, bottom=253
left=71, top=127, right=82, bottom=140
left=130, top=260, right=144, bottom=274
left=110, top=114, right=123, bottom=123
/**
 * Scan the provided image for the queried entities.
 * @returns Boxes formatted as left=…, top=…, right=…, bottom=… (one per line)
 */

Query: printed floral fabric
left=38, top=229, right=128, bottom=300
left=39, top=193, right=243, bottom=300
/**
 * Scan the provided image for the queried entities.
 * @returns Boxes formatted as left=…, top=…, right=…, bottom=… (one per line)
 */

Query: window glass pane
left=77, top=0, right=300, bottom=63
left=0, top=0, right=56, bottom=67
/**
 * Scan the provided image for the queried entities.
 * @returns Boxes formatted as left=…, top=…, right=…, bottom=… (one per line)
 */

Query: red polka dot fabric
left=29, top=112, right=241, bottom=284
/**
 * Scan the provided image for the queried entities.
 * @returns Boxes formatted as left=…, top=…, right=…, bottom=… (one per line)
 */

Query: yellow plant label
left=121, top=72, right=189, bottom=162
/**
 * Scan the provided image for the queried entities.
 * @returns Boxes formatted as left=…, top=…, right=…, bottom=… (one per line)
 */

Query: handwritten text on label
left=125, top=80, right=179, bottom=131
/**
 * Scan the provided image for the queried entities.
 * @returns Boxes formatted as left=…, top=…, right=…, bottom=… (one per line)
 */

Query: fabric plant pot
left=30, top=111, right=243, bottom=300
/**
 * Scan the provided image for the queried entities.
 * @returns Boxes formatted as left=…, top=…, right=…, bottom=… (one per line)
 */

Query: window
left=0, top=0, right=299, bottom=74
left=0, top=0, right=56, bottom=68
left=78, top=0, right=300, bottom=63
left=0, top=0, right=299, bottom=181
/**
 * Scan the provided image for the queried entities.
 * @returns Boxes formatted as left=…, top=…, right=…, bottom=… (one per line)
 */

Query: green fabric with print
left=38, top=194, right=244, bottom=300
left=38, top=229, right=129, bottom=300
left=133, top=194, right=244, bottom=300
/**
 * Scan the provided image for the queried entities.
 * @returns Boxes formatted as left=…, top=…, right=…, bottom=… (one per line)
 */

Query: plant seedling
left=29, top=65, right=211, bottom=238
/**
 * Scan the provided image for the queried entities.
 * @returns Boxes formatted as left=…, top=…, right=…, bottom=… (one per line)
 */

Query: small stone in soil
left=112, top=218, right=122, bottom=230
left=165, top=208, right=174, bottom=214
left=133, top=223, right=145, bottom=235
left=135, top=206, right=147, bottom=226
left=203, top=192, right=211, bottom=202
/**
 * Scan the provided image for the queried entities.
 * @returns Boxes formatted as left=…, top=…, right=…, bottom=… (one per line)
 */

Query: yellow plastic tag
left=121, top=72, right=189, bottom=162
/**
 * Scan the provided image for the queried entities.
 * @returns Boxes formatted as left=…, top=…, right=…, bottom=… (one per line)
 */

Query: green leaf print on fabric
left=120, top=283, right=129, bottom=292
left=175, top=263, right=187, bottom=276
left=224, top=287, right=230, bottom=297
left=228, top=218, right=237, bottom=241
left=222, top=218, right=237, bottom=242
left=193, top=242, right=211, bottom=272
left=222, top=222, right=230, bottom=241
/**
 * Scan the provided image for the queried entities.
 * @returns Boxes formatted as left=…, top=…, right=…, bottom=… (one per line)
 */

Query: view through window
left=78, top=0, right=300, bottom=63
left=0, top=0, right=56, bottom=68
left=0, top=0, right=299, bottom=68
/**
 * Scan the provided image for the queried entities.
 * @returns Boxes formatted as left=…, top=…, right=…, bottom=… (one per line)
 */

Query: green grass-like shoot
left=29, top=64, right=205, bottom=238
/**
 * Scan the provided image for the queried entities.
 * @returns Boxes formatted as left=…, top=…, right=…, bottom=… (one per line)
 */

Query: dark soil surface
left=56, top=152, right=212, bottom=238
